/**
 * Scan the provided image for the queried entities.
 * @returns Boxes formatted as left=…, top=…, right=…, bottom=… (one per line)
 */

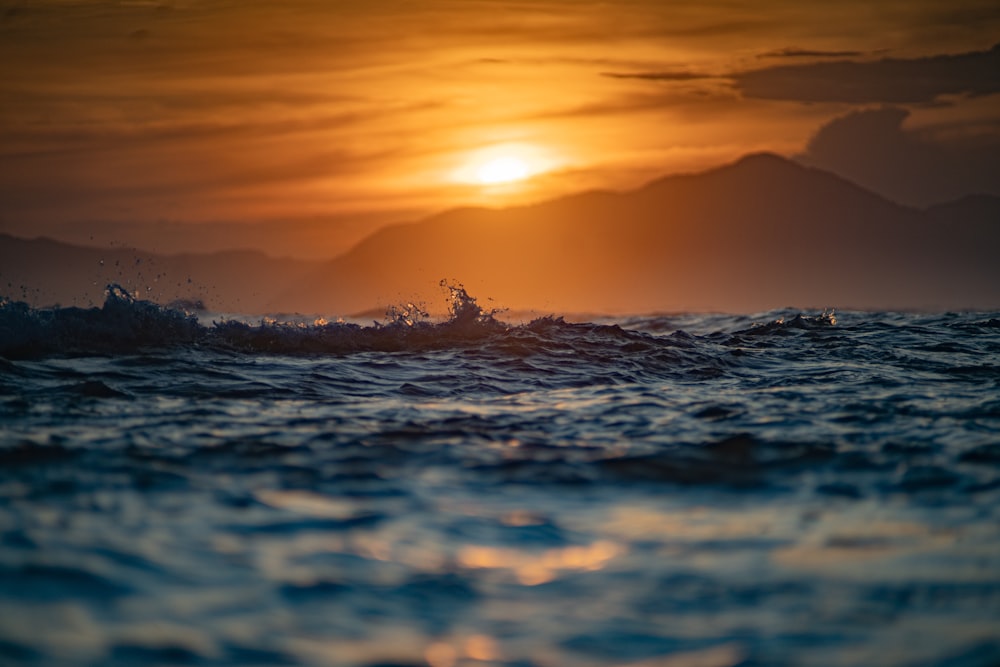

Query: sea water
left=1, top=285, right=998, bottom=667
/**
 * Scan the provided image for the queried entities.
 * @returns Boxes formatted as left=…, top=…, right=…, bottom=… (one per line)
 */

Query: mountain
left=924, top=194, right=1000, bottom=228
left=5, top=154, right=997, bottom=315
left=0, top=211, right=418, bottom=262
left=272, top=153, right=1000, bottom=314
left=0, top=235, right=320, bottom=312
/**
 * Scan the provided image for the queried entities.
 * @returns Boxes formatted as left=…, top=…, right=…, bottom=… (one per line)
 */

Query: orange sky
left=1, top=0, right=998, bottom=254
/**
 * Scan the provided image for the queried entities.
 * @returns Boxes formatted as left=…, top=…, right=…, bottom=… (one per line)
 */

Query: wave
left=4, top=281, right=996, bottom=387
left=1, top=281, right=683, bottom=360
left=0, top=284, right=203, bottom=359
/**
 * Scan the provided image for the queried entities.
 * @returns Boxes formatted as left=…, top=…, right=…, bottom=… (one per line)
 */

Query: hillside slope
left=274, top=154, right=1000, bottom=314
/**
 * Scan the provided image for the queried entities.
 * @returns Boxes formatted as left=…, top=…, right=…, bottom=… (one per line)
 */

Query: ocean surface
left=1, top=284, right=999, bottom=667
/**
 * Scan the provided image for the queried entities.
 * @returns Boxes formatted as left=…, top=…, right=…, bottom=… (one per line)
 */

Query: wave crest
left=0, top=281, right=844, bottom=364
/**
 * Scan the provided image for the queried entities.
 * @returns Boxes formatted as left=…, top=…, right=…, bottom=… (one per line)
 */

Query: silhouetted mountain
left=5, top=155, right=997, bottom=315
left=925, top=194, right=1000, bottom=227
left=0, top=235, right=320, bottom=312
left=274, top=153, right=1000, bottom=314
left=0, top=211, right=417, bottom=262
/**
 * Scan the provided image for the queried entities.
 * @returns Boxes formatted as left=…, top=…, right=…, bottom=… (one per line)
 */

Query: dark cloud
left=736, top=43, right=1000, bottom=103
left=601, top=70, right=716, bottom=82
left=757, top=47, right=866, bottom=58
left=796, top=106, right=1000, bottom=206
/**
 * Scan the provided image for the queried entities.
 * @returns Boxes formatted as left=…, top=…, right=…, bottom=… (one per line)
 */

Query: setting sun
left=451, top=142, right=559, bottom=189
left=476, top=156, right=529, bottom=184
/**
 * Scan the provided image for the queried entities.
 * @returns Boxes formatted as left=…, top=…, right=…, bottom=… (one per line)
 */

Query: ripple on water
left=1, top=304, right=999, bottom=666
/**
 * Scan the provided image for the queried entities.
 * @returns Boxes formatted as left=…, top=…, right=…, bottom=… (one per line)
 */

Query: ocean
left=1, top=284, right=999, bottom=667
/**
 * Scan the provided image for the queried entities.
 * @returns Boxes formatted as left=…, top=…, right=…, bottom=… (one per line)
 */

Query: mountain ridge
left=0, top=234, right=322, bottom=312
left=272, top=152, right=999, bottom=314
left=3, top=153, right=998, bottom=314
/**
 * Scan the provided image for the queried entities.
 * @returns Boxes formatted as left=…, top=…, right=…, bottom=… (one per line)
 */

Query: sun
left=476, top=156, right=529, bottom=185
left=451, top=143, right=558, bottom=189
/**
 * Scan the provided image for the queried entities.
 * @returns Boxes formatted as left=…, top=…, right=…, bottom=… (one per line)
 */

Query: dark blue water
left=1, top=285, right=999, bottom=667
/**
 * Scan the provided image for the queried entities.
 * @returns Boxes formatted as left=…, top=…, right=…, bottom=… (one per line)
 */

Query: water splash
left=739, top=309, right=837, bottom=336
left=104, top=283, right=136, bottom=304
left=439, top=279, right=505, bottom=327
left=383, top=301, right=430, bottom=328
left=1, top=279, right=848, bottom=361
left=0, top=283, right=200, bottom=358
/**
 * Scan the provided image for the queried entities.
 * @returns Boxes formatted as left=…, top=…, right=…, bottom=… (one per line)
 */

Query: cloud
left=757, top=47, right=866, bottom=58
left=5, top=0, right=1000, bottom=234
left=601, top=70, right=717, bottom=82
left=796, top=106, right=1000, bottom=206
left=736, top=43, right=1000, bottom=103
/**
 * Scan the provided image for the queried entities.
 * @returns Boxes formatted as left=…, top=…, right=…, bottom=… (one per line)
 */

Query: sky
left=1, top=0, right=998, bottom=256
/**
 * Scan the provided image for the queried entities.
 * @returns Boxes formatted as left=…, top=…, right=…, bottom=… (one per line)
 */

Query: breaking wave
left=0, top=281, right=844, bottom=362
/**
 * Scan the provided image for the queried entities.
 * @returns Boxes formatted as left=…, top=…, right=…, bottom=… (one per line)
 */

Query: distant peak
left=698, top=151, right=813, bottom=182
left=737, top=151, right=787, bottom=162
left=638, top=151, right=814, bottom=195
left=731, top=152, right=800, bottom=170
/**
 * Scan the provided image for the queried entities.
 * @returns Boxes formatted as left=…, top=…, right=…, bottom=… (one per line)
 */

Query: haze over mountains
left=3, top=154, right=998, bottom=315
left=274, top=153, right=1000, bottom=314
left=0, top=237, right=321, bottom=314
